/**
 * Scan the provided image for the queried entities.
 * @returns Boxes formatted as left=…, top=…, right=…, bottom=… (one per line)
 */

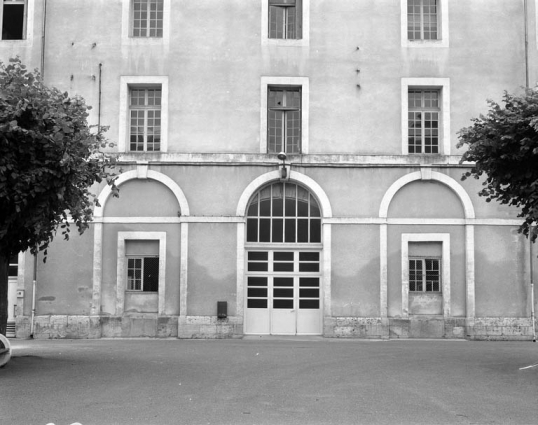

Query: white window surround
left=116, top=232, right=167, bottom=315
left=401, top=233, right=450, bottom=318
left=118, top=76, right=169, bottom=153
left=260, top=76, right=309, bottom=154
left=121, top=0, right=171, bottom=45
left=261, top=0, right=310, bottom=47
left=401, top=78, right=450, bottom=155
left=401, top=0, right=449, bottom=48
left=0, top=0, right=34, bottom=45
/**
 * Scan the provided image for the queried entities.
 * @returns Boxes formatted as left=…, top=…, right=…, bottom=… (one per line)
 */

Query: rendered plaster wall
left=331, top=225, right=380, bottom=317
left=31, top=0, right=527, bottom=157
left=34, top=229, right=95, bottom=316
left=474, top=226, right=529, bottom=317
left=187, top=223, right=237, bottom=317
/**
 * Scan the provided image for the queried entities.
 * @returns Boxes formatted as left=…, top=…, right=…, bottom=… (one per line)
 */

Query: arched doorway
left=244, top=182, right=323, bottom=335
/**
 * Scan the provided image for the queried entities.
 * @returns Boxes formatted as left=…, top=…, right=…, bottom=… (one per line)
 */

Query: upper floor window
left=408, top=89, right=440, bottom=154
left=1, top=0, right=26, bottom=40
left=246, top=182, right=321, bottom=244
left=269, top=0, right=302, bottom=40
left=129, top=87, right=161, bottom=152
left=407, top=0, right=438, bottom=41
left=132, top=0, right=163, bottom=38
left=268, top=87, right=301, bottom=154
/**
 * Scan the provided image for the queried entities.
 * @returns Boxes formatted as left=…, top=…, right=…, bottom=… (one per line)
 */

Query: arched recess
left=379, top=170, right=474, bottom=219
left=91, top=168, right=190, bottom=316
left=95, top=169, right=190, bottom=217
left=378, top=170, right=476, bottom=321
left=236, top=170, right=333, bottom=335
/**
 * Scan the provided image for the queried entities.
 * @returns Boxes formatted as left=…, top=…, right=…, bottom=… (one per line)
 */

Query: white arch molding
left=235, top=170, right=333, bottom=327
left=91, top=168, right=190, bottom=316
left=378, top=170, right=476, bottom=321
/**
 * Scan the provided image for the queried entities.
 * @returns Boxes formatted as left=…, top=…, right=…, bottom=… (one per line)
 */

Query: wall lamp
left=278, top=152, right=290, bottom=182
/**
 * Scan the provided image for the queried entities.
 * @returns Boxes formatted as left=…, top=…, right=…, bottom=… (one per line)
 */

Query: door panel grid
left=245, top=250, right=322, bottom=335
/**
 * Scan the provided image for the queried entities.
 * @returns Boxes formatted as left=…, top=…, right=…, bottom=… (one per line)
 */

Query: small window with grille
left=268, top=0, right=302, bottom=40
left=127, top=256, right=159, bottom=292
left=132, top=0, right=163, bottom=38
left=407, top=0, right=438, bottom=41
left=409, top=257, right=441, bottom=292
left=408, top=89, right=440, bottom=154
left=129, top=86, right=161, bottom=152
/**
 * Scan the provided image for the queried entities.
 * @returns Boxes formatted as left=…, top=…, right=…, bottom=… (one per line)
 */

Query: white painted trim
left=379, top=170, right=475, bottom=219
left=179, top=223, right=188, bottom=317
left=121, top=0, right=170, bottom=46
left=323, top=224, right=332, bottom=317
left=91, top=222, right=103, bottom=315
left=380, top=224, right=388, bottom=318
left=260, top=76, right=310, bottom=154
left=401, top=233, right=451, bottom=318
left=401, top=78, right=451, bottom=155
left=236, top=223, right=245, bottom=319
left=261, top=0, right=310, bottom=47
left=465, top=225, right=475, bottom=319
left=95, top=169, right=190, bottom=217
left=236, top=170, right=332, bottom=217
left=401, top=0, right=449, bottom=48
left=118, top=76, right=169, bottom=153
left=116, top=232, right=167, bottom=315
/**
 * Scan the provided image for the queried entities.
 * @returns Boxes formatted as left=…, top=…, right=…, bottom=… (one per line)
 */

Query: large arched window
left=246, top=182, right=321, bottom=243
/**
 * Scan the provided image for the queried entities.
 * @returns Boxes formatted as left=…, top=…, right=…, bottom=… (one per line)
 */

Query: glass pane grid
left=408, top=90, right=440, bottom=154
left=133, top=0, right=163, bottom=38
left=409, top=257, right=441, bottom=292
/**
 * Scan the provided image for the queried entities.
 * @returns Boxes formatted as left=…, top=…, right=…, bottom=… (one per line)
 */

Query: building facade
left=3, top=0, right=538, bottom=339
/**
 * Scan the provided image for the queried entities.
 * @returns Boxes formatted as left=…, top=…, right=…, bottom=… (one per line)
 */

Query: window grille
left=246, top=182, right=321, bottom=244
left=408, top=89, right=440, bottom=154
left=132, top=0, right=163, bottom=38
left=268, top=0, right=302, bottom=40
left=127, top=256, right=159, bottom=292
left=409, top=257, right=441, bottom=292
left=129, top=87, right=162, bottom=152
left=268, top=87, right=301, bottom=154
left=407, top=0, right=438, bottom=41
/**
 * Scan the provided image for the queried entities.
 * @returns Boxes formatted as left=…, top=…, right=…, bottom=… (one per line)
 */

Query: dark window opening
left=2, top=3, right=25, bottom=40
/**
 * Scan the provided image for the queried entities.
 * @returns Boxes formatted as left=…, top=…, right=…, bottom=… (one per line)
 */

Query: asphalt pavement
left=1, top=337, right=538, bottom=425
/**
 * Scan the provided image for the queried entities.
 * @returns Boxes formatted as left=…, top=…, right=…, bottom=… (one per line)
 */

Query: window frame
left=409, top=256, right=442, bottom=292
left=131, top=0, right=164, bottom=38
left=122, top=0, right=170, bottom=45
left=262, top=0, right=310, bottom=47
left=119, top=76, right=169, bottom=153
left=261, top=76, right=309, bottom=154
left=401, top=78, right=450, bottom=155
left=267, top=86, right=302, bottom=154
left=126, top=255, right=160, bottom=292
left=401, top=234, right=451, bottom=318
left=401, top=0, right=449, bottom=48
left=129, top=86, right=162, bottom=152
left=0, top=0, right=33, bottom=43
left=407, top=89, right=441, bottom=154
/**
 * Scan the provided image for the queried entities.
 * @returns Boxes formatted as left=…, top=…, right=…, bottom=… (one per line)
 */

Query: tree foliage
left=457, top=89, right=538, bottom=242
left=0, top=57, right=118, bottom=336
left=0, top=57, right=117, bottom=259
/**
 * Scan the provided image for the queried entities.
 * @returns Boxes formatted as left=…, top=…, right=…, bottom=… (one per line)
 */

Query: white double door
left=245, top=250, right=322, bottom=335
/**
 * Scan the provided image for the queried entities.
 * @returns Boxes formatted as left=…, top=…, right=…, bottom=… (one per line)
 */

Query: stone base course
left=13, top=315, right=537, bottom=340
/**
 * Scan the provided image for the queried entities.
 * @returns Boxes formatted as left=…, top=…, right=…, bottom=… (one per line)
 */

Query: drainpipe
left=98, top=63, right=102, bottom=129
left=40, top=0, right=47, bottom=79
left=524, top=0, right=529, bottom=88
left=531, top=228, right=536, bottom=342
left=30, top=252, right=37, bottom=338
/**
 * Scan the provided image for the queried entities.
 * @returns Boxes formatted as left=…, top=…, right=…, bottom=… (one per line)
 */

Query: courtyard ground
left=1, top=337, right=538, bottom=425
